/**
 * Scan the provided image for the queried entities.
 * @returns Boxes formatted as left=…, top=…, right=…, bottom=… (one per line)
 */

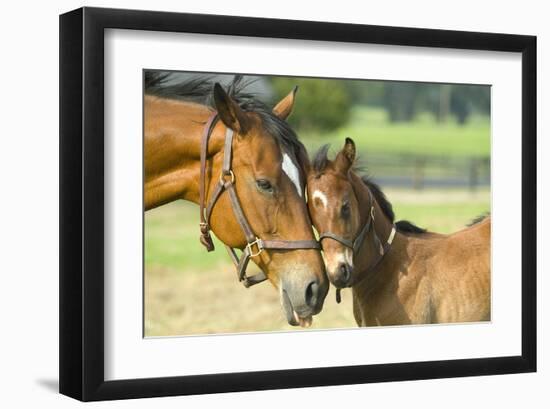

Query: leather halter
left=198, top=112, right=321, bottom=288
left=317, top=186, right=396, bottom=302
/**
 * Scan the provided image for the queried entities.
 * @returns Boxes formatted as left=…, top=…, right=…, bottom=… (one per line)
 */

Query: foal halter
left=317, top=187, right=396, bottom=302
left=198, top=112, right=321, bottom=288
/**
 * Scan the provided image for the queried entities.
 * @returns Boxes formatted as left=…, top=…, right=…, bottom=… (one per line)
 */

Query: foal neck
left=349, top=173, right=399, bottom=282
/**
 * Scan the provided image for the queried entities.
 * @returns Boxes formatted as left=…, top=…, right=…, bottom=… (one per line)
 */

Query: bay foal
left=306, top=138, right=490, bottom=326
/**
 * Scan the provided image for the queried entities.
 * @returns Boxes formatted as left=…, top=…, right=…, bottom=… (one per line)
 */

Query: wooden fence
left=363, top=153, right=490, bottom=190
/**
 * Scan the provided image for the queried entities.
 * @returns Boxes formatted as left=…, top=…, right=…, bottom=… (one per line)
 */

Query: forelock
left=312, top=144, right=331, bottom=175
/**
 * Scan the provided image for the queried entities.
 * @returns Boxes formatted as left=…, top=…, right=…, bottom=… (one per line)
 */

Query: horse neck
left=144, top=97, right=226, bottom=209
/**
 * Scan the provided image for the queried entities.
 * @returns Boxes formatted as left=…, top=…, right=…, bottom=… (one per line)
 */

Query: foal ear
left=272, top=86, right=298, bottom=120
left=334, top=137, right=356, bottom=174
left=213, top=83, right=249, bottom=134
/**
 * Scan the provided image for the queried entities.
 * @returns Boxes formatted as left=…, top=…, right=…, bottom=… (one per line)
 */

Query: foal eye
left=341, top=202, right=351, bottom=218
left=256, top=179, right=274, bottom=193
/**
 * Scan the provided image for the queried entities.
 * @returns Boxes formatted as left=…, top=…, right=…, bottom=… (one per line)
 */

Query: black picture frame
left=59, top=7, right=537, bottom=401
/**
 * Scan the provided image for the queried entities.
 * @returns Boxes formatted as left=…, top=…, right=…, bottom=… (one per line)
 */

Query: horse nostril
left=339, top=263, right=352, bottom=283
left=305, top=281, right=319, bottom=308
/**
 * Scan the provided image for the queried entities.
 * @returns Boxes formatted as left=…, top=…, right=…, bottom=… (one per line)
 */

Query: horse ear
left=334, top=137, right=356, bottom=174
left=213, top=83, right=249, bottom=134
left=272, top=86, right=298, bottom=120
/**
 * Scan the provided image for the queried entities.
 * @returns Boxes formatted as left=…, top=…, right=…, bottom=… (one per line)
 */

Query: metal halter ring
left=219, top=170, right=235, bottom=184
left=246, top=238, right=264, bottom=257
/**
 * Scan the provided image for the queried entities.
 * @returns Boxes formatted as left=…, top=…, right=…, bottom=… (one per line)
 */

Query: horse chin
left=281, top=289, right=313, bottom=328
left=330, top=280, right=352, bottom=290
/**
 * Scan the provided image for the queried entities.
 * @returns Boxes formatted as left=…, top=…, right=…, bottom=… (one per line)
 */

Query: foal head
left=208, top=82, right=329, bottom=326
left=307, top=138, right=372, bottom=288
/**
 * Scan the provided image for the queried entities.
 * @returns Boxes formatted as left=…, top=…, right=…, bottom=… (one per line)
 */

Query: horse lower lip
left=282, top=290, right=298, bottom=325
left=293, top=310, right=313, bottom=328
left=282, top=289, right=315, bottom=327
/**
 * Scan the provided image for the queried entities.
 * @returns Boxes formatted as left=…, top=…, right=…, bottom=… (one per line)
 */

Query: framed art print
left=59, top=7, right=536, bottom=401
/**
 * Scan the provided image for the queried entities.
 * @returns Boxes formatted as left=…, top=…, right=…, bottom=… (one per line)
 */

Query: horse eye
left=341, top=202, right=351, bottom=218
left=256, top=179, right=274, bottom=193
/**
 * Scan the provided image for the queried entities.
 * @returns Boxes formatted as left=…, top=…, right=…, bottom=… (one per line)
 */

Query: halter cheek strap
left=198, top=112, right=321, bottom=288
left=317, top=188, right=396, bottom=303
left=318, top=205, right=375, bottom=255
left=198, top=113, right=220, bottom=251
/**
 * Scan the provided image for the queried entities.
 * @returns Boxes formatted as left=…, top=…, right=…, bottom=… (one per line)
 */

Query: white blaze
left=282, top=153, right=302, bottom=197
left=312, top=190, right=328, bottom=209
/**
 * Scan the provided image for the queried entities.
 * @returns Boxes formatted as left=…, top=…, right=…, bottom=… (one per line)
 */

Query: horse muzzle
left=280, top=277, right=327, bottom=327
left=330, top=262, right=353, bottom=288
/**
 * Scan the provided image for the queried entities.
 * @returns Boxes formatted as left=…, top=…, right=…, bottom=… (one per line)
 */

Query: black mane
left=145, top=71, right=306, bottom=166
left=311, top=145, right=427, bottom=235
left=360, top=175, right=395, bottom=223
left=467, top=213, right=490, bottom=227
left=145, top=71, right=215, bottom=103
left=312, top=144, right=331, bottom=174
left=395, top=220, right=427, bottom=234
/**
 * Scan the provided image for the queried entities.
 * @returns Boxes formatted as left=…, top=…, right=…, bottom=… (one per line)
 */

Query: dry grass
left=145, top=262, right=355, bottom=337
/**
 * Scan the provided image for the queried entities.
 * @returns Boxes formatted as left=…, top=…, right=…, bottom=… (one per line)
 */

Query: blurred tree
left=269, top=76, right=489, bottom=128
left=344, top=80, right=385, bottom=106
left=450, top=85, right=490, bottom=124
left=450, top=87, right=470, bottom=124
left=438, top=85, right=452, bottom=123
left=383, top=82, right=423, bottom=122
left=270, top=77, right=351, bottom=131
left=382, top=82, right=491, bottom=125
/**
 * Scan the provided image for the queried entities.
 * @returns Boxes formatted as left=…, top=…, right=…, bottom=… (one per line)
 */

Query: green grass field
left=301, top=107, right=490, bottom=157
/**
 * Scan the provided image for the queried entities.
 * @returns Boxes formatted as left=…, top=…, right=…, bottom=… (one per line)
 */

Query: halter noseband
left=198, top=112, right=321, bottom=288
left=317, top=186, right=396, bottom=302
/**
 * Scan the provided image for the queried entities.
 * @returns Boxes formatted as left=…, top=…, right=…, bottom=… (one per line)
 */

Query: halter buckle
left=198, top=222, right=215, bottom=252
left=246, top=238, right=264, bottom=257
left=219, top=170, right=235, bottom=185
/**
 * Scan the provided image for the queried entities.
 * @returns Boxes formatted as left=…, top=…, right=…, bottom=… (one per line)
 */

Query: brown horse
left=144, top=74, right=328, bottom=327
left=306, top=138, right=491, bottom=326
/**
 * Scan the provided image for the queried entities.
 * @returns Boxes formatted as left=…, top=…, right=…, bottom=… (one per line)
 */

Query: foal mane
left=311, top=145, right=427, bottom=235
left=467, top=212, right=490, bottom=227
left=145, top=70, right=308, bottom=171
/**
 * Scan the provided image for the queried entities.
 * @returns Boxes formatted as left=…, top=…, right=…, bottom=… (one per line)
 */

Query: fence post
left=413, top=157, right=425, bottom=190
left=469, top=158, right=478, bottom=191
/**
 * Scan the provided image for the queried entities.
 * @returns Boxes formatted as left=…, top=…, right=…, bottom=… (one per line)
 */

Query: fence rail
left=363, top=153, right=490, bottom=190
